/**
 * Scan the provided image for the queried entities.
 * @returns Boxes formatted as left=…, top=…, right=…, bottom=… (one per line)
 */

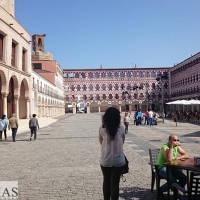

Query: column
left=14, top=97, right=19, bottom=119
left=3, top=94, right=8, bottom=116
left=98, top=106, right=101, bottom=113
left=26, top=99, right=30, bottom=119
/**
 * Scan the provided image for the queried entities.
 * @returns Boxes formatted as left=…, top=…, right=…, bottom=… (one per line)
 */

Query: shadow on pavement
left=182, top=131, right=200, bottom=138
left=119, top=186, right=156, bottom=199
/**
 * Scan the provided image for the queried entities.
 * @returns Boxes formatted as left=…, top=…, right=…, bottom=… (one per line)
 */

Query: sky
left=15, top=0, right=200, bottom=69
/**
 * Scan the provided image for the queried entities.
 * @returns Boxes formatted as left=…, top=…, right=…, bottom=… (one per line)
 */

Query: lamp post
left=144, top=83, right=150, bottom=111
left=121, top=84, right=130, bottom=112
left=133, top=85, right=143, bottom=110
left=156, top=74, right=168, bottom=123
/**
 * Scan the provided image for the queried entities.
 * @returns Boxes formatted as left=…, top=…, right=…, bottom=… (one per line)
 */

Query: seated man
left=156, top=134, right=189, bottom=197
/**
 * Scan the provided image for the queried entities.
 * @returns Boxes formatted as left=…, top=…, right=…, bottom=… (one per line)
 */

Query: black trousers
left=0, top=129, right=7, bottom=140
left=11, top=128, right=17, bottom=142
left=30, top=127, right=37, bottom=140
left=101, top=165, right=123, bottom=200
left=124, top=122, right=129, bottom=134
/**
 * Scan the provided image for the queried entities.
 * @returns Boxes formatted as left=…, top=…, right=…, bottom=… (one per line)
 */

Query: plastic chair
left=149, top=149, right=160, bottom=192
left=149, top=148, right=166, bottom=200
left=172, top=172, right=200, bottom=200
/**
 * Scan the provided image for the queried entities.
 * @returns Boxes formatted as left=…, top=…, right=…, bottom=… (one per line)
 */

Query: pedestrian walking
left=8, top=113, right=18, bottom=142
left=148, top=109, right=154, bottom=126
left=0, top=115, right=8, bottom=141
left=29, top=114, right=39, bottom=141
left=137, top=109, right=142, bottom=125
left=123, top=112, right=130, bottom=134
left=99, top=107, right=125, bottom=200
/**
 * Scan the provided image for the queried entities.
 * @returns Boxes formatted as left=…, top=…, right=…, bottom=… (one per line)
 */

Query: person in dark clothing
left=29, top=114, right=39, bottom=141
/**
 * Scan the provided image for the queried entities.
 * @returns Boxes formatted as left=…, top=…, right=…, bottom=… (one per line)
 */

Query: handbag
left=121, top=154, right=129, bottom=182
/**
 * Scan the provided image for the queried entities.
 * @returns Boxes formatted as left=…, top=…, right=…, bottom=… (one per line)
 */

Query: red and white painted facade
left=63, top=68, right=170, bottom=113
left=170, top=52, right=200, bottom=101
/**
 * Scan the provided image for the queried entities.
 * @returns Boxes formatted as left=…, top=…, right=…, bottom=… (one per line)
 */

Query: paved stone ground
left=0, top=113, right=200, bottom=200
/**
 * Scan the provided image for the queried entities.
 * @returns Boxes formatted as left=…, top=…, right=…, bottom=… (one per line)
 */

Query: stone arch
left=19, top=79, right=28, bottom=119
left=0, top=70, right=7, bottom=94
left=21, top=78, right=29, bottom=99
left=7, top=75, right=19, bottom=118
left=9, top=75, right=19, bottom=97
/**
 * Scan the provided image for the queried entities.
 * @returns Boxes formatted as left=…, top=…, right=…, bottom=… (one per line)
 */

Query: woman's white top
left=99, top=125, right=125, bottom=167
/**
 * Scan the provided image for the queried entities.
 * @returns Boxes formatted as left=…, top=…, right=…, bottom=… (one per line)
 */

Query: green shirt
left=156, top=143, right=178, bottom=169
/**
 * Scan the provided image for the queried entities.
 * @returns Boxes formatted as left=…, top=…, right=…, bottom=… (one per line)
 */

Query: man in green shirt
left=156, top=134, right=189, bottom=197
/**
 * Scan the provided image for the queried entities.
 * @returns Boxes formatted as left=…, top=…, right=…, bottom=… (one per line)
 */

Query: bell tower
left=32, top=34, right=46, bottom=53
left=0, top=0, right=15, bottom=17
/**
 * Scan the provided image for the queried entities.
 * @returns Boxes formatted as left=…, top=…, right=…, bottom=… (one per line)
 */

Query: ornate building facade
left=31, top=34, right=65, bottom=117
left=0, top=3, right=32, bottom=118
left=170, top=52, right=200, bottom=111
left=63, top=68, right=170, bottom=113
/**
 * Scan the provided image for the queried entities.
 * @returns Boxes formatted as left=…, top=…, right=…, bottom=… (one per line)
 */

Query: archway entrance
left=19, top=80, right=27, bottom=118
left=7, top=77, right=16, bottom=118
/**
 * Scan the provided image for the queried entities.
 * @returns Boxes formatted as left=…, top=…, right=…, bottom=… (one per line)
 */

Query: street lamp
left=144, top=83, right=150, bottom=111
left=156, top=73, right=168, bottom=123
left=133, top=85, right=142, bottom=110
left=121, top=84, right=131, bottom=111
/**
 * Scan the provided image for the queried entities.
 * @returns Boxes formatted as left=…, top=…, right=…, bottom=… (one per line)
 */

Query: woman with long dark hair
left=99, top=107, right=125, bottom=200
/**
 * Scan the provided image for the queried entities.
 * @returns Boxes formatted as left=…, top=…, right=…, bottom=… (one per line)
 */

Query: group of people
left=99, top=107, right=189, bottom=200
left=0, top=113, right=39, bottom=142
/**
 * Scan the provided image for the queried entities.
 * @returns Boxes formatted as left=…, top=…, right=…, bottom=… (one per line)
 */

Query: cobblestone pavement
left=0, top=113, right=200, bottom=200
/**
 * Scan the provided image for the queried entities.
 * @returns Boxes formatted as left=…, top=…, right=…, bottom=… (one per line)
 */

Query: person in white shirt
left=99, top=107, right=125, bottom=200
left=123, top=112, right=130, bottom=134
left=148, top=109, right=154, bottom=126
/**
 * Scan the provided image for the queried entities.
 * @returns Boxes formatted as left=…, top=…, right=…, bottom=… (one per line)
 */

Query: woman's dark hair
left=102, top=107, right=120, bottom=140
left=1, top=115, right=6, bottom=119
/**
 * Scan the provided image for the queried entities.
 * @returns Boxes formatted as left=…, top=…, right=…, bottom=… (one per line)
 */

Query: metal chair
left=149, top=148, right=165, bottom=200
left=172, top=172, right=200, bottom=200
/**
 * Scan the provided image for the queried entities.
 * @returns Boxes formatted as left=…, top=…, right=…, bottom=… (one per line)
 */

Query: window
left=88, top=73, right=93, bottom=78
left=120, top=72, right=125, bottom=77
left=0, top=34, right=3, bottom=61
left=101, top=72, right=106, bottom=78
left=95, top=84, right=100, bottom=91
left=96, top=94, right=100, bottom=100
left=115, top=84, right=119, bottom=90
left=95, top=72, right=100, bottom=78
left=127, top=72, right=131, bottom=77
left=108, top=72, right=112, bottom=77
left=77, top=85, right=81, bottom=91
left=108, top=84, right=112, bottom=90
left=83, top=85, right=87, bottom=91
left=89, top=84, right=93, bottom=91
left=108, top=94, right=113, bottom=99
left=114, top=72, right=119, bottom=78
left=103, top=94, right=106, bottom=100
left=139, top=72, right=144, bottom=77
left=11, top=42, right=16, bottom=66
left=33, top=63, right=42, bottom=69
left=71, top=85, right=75, bottom=91
left=102, top=84, right=106, bottom=91
left=22, top=49, right=26, bottom=71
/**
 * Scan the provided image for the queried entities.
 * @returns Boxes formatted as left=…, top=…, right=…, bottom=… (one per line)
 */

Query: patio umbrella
left=187, top=99, right=200, bottom=105
left=166, top=100, right=191, bottom=105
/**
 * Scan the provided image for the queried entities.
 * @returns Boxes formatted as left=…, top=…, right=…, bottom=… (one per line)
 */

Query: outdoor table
left=164, top=158, right=200, bottom=200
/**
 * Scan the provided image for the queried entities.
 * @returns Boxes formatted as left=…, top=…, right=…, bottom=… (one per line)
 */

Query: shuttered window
left=22, top=49, right=26, bottom=71
left=0, top=34, right=3, bottom=61
left=11, top=42, right=16, bottom=66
